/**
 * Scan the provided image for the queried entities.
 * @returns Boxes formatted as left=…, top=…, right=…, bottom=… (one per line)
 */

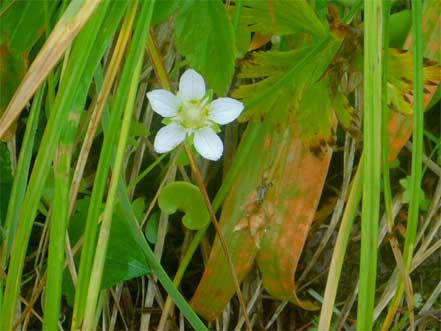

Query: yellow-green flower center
left=179, top=100, right=209, bottom=129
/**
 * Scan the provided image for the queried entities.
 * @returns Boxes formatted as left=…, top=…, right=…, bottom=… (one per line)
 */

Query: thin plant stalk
left=184, top=145, right=252, bottom=331
left=382, top=0, right=393, bottom=232
left=382, top=1, right=424, bottom=328
left=357, top=1, right=383, bottom=330
left=145, top=28, right=252, bottom=330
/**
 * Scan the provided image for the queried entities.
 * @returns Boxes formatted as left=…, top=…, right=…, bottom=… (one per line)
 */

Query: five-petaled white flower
left=146, top=69, right=244, bottom=161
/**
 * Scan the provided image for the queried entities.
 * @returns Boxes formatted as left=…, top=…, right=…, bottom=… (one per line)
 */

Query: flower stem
left=183, top=144, right=252, bottom=331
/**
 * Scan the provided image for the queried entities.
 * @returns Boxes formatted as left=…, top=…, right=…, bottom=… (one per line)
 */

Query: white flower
left=147, top=69, right=244, bottom=161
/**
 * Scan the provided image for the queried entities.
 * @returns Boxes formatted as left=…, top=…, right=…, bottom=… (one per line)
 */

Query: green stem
left=144, top=243, right=207, bottom=331
left=357, top=1, right=383, bottom=330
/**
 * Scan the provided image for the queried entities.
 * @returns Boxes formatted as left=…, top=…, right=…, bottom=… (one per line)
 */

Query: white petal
left=193, top=128, right=223, bottom=161
left=147, top=90, right=180, bottom=117
left=153, top=123, right=186, bottom=153
left=179, top=69, right=206, bottom=101
left=208, top=97, right=244, bottom=125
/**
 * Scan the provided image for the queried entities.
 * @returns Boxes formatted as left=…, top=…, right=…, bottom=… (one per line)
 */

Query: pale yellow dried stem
left=0, top=0, right=102, bottom=139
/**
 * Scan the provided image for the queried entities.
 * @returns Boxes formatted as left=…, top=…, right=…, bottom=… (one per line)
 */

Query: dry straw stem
left=0, top=0, right=102, bottom=140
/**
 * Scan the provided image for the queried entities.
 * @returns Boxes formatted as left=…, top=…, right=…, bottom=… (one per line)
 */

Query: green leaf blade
left=175, top=0, right=235, bottom=95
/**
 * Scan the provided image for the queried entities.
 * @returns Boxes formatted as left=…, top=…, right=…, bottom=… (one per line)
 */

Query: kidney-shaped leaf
left=158, top=181, right=210, bottom=230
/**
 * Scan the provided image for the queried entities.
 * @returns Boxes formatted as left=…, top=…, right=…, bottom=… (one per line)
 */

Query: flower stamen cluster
left=147, top=69, right=244, bottom=161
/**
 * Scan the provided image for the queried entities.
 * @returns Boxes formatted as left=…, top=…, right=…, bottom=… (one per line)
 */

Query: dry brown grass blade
left=0, top=0, right=102, bottom=140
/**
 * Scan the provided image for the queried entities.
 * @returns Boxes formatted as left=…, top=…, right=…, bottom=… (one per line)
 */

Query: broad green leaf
left=145, top=212, right=159, bottom=244
left=296, top=79, right=334, bottom=154
left=102, top=200, right=151, bottom=289
left=0, top=0, right=103, bottom=141
left=240, top=0, right=327, bottom=38
left=175, top=0, right=235, bottom=95
left=235, top=22, right=251, bottom=58
left=386, top=48, right=440, bottom=116
left=0, top=1, right=57, bottom=139
left=233, top=39, right=341, bottom=145
left=191, top=122, right=277, bottom=320
left=158, top=181, right=210, bottom=230
left=255, top=129, right=332, bottom=310
left=332, top=93, right=360, bottom=137
left=151, top=0, right=180, bottom=25
left=130, top=119, right=150, bottom=137
left=399, top=177, right=430, bottom=211
left=389, top=10, right=412, bottom=48
left=63, top=197, right=151, bottom=301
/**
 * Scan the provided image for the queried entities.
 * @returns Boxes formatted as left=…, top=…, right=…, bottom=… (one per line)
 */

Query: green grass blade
left=382, top=1, right=393, bottom=232
left=0, top=87, right=43, bottom=313
left=70, top=1, right=155, bottom=327
left=404, top=0, right=424, bottom=288
left=0, top=3, right=111, bottom=329
left=42, top=148, right=70, bottom=330
left=1, top=87, right=43, bottom=262
left=82, top=45, right=146, bottom=331
left=357, top=1, right=383, bottom=330
left=382, top=0, right=425, bottom=327
left=318, top=162, right=363, bottom=330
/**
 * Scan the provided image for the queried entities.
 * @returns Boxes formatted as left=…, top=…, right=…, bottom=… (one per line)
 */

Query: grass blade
left=0, top=0, right=102, bottom=139
left=382, top=0, right=424, bottom=328
left=0, top=3, right=111, bottom=329
left=357, top=1, right=383, bottom=329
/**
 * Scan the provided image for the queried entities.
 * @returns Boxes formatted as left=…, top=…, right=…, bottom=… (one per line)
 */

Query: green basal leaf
left=101, top=199, right=151, bottom=289
left=63, top=196, right=151, bottom=300
left=332, top=93, right=360, bottom=137
left=389, top=10, right=412, bottom=48
left=151, top=0, right=180, bottom=25
left=399, top=177, right=430, bottom=211
left=233, top=39, right=341, bottom=146
left=235, top=20, right=251, bottom=58
left=175, top=0, right=235, bottom=96
left=240, top=0, right=327, bottom=38
left=176, top=148, right=189, bottom=166
left=297, top=79, right=335, bottom=152
left=387, top=48, right=441, bottom=115
left=130, top=119, right=150, bottom=137
left=158, top=181, right=210, bottom=230
left=0, top=1, right=57, bottom=137
left=145, top=212, right=160, bottom=244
